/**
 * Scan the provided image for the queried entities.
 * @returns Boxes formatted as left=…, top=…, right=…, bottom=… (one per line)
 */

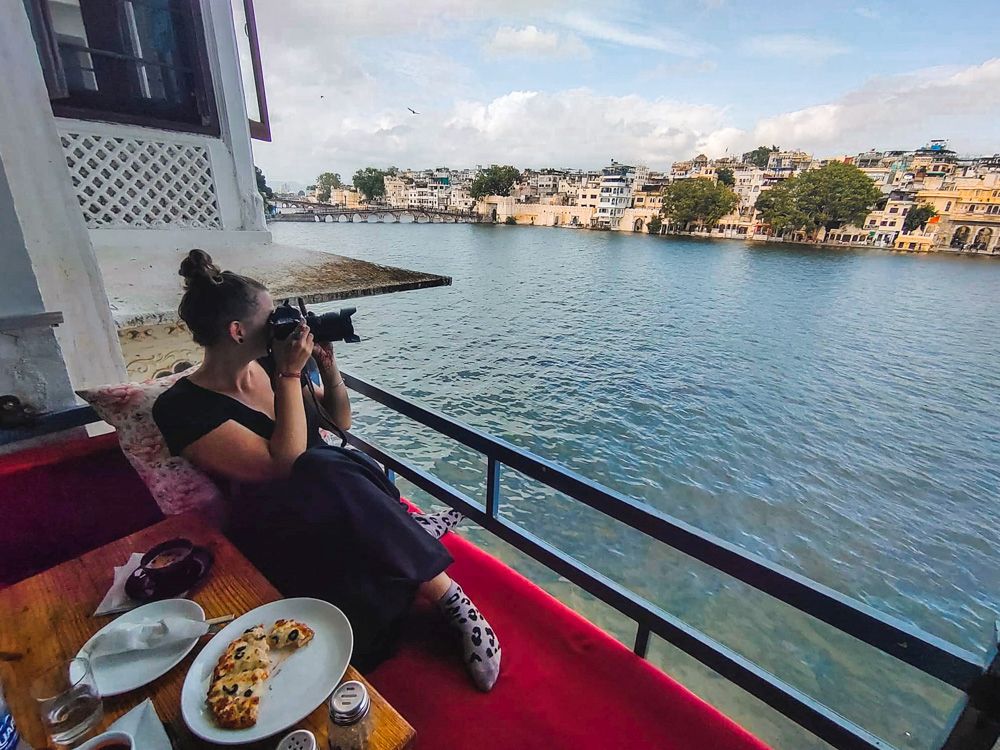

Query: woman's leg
left=420, top=572, right=502, bottom=692
left=410, top=508, right=464, bottom=539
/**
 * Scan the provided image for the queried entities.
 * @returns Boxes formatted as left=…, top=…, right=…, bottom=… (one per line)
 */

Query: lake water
left=271, top=221, right=1000, bottom=749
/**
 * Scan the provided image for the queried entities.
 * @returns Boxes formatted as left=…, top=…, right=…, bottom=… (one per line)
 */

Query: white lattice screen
left=59, top=132, right=222, bottom=229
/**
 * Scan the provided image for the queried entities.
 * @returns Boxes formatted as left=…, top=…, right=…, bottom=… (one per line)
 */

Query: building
left=384, top=175, right=410, bottom=208
left=593, top=162, right=635, bottom=229
left=1, top=0, right=448, bottom=410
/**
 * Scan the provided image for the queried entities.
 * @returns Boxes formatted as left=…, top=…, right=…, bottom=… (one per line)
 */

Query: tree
left=792, top=162, right=882, bottom=233
left=753, top=162, right=882, bottom=238
left=315, top=171, right=343, bottom=202
left=352, top=167, right=387, bottom=203
left=647, top=215, right=662, bottom=235
left=716, top=167, right=735, bottom=187
left=742, top=145, right=779, bottom=170
left=754, top=182, right=806, bottom=234
left=660, top=178, right=739, bottom=230
left=469, top=165, right=521, bottom=200
left=255, top=166, right=273, bottom=206
left=902, top=203, right=937, bottom=233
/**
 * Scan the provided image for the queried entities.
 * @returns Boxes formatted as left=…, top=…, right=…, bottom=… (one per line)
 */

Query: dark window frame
left=26, top=0, right=220, bottom=136
left=240, top=0, right=271, bottom=141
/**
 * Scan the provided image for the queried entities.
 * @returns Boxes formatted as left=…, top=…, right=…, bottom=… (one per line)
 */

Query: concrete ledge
left=98, top=242, right=451, bottom=328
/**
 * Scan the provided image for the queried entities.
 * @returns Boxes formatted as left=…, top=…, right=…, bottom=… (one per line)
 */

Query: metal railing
left=340, top=371, right=1000, bottom=750
left=2, top=377, right=997, bottom=750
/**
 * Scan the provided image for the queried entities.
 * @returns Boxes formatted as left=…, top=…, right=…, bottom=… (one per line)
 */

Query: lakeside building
left=894, top=174, right=1000, bottom=253
left=388, top=140, right=997, bottom=256
left=1, top=0, right=448, bottom=405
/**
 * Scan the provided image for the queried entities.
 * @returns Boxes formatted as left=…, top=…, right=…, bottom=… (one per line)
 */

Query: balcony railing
left=2, top=372, right=998, bottom=750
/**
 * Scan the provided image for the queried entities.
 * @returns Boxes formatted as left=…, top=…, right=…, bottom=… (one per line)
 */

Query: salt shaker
left=326, top=681, right=372, bottom=750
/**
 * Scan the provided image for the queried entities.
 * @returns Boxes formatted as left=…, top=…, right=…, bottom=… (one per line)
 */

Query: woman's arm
left=183, top=420, right=300, bottom=482
left=184, top=323, right=315, bottom=482
left=312, top=343, right=352, bottom=430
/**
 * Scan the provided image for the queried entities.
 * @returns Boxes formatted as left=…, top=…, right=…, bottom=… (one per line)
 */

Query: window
left=889, top=207, right=898, bottom=213
left=25, top=0, right=219, bottom=135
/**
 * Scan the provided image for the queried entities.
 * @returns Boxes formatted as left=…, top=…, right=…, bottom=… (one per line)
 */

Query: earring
left=237, top=336, right=244, bottom=343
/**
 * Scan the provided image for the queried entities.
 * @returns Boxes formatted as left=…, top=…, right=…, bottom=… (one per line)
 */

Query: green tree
left=902, top=203, right=937, bottom=233
left=647, top=215, right=662, bottom=235
left=742, top=145, right=779, bottom=170
left=716, top=167, right=735, bottom=187
left=793, top=162, right=882, bottom=234
left=315, top=171, right=343, bottom=202
left=754, top=182, right=806, bottom=234
left=504, top=215, right=517, bottom=225
left=469, top=165, right=521, bottom=200
left=352, top=167, right=387, bottom=203
left=753, top=162, right=882, bottom=238
left=254, top=166, right=273, bottom=206
left=660, top=178, right=738, bottom=230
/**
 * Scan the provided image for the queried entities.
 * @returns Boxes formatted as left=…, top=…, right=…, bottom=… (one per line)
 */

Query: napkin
left=93, top=552, right=145, bottom=616
left=109, top=699, right=172, bottom=750
left=82, top=616, right=208, bottom=659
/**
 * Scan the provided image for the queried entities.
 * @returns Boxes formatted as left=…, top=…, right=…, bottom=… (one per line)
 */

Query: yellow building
left=896, top=176, right=1000, bottom=253
left=330, top=187, right=362, bottom=208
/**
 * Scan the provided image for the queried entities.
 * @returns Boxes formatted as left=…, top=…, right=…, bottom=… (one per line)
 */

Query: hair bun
left=179, top=248, right=223, bottom=287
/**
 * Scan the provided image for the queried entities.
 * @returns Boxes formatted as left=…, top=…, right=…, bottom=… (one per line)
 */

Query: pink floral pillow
left=76, top=369, right=225, bottom=519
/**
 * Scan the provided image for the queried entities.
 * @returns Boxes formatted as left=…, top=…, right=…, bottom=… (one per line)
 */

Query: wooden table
left=0, top=513, right=414, bottom=749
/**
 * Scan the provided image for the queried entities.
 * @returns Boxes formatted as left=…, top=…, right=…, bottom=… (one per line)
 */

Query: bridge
left=270, top=198, right=483, bottom=224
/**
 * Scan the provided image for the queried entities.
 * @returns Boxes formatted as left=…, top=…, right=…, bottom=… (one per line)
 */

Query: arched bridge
left=271, top=198, right=482, bottom=223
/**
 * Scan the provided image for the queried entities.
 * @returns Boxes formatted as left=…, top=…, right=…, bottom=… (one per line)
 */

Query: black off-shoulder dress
left=152, top=373, right=453, bottom=668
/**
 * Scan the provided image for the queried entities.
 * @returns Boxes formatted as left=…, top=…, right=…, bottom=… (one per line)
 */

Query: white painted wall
left=1, top=4, right=126, bottom=409
left=53, top=0, right=271, bottom=254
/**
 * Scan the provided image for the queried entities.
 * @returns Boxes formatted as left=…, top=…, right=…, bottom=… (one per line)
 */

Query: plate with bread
left=180, top=598, right=352, bottom=744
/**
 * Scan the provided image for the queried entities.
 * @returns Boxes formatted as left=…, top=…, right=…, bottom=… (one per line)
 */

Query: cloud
left=253, top=18, right=1000, bottom=185
left=750, top=58, right=1000, bottom=152
left=559, top=12, right=712, bottom=57
left=742, top=34, right=851, bottom=62
left=484, top=25, right=590, bottom=59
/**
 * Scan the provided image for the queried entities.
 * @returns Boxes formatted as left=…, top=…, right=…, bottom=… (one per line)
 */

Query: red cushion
left=0, top=439, right=768, bottom=748
left=369, top=530, right=770, bottom=750
left=0, top=434, right=163, bottom=586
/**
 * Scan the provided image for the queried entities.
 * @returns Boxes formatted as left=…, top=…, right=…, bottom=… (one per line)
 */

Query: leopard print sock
left=410, top=509, right=464, bottom=539
left=437, top=580, right=501, bottom=692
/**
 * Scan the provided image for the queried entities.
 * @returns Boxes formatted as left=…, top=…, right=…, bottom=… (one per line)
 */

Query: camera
left=268, top=298, right=360, bottom=344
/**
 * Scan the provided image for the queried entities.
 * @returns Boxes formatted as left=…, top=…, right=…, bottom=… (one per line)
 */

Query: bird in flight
left=407, top=107, right=420, bottom=115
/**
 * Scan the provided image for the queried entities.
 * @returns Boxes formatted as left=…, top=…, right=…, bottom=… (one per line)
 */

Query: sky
left=249, top=0, right=1000, bottom=187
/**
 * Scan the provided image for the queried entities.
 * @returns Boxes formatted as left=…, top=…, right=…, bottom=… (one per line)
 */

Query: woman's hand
left=272, top=322, right=314, bottom=374
left=312, top=340, right=335, bottom=369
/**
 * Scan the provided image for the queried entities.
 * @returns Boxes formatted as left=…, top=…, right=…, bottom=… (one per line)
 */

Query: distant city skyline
left=251, top=0, right=1000, bottom=184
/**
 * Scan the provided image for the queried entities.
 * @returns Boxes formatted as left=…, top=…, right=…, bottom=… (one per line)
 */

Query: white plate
left=78, top=599, right=205, bottom=697
left=180, top=598, right=353, bottom=745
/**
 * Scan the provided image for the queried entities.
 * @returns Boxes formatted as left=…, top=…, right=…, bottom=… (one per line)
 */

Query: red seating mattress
left=0, top=435, right=769, bottom=749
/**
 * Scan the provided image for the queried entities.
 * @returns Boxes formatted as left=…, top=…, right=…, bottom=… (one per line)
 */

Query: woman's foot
left=437, top=580, right=501, bottom=691
left=411, top=509, right=463, bottom=539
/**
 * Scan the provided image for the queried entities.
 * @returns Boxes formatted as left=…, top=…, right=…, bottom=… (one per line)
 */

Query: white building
left=593, top=163, right=635, bottom=229
left=1, top=0, right=447, bottom=412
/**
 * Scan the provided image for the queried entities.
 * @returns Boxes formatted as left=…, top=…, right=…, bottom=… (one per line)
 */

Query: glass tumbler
left=30, top=657, right=103, bottom=746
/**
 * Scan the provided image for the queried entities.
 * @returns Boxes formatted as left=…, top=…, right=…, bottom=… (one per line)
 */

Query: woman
left=153, top=249, right=500, bottom=690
